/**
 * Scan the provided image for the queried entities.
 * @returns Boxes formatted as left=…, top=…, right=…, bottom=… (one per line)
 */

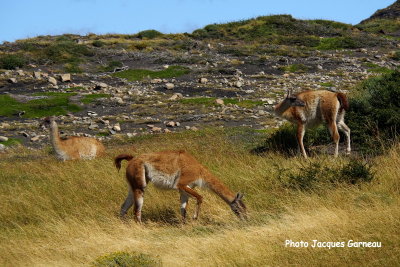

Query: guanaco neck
left=274, top=99, right=292, bottom=117
left=49, top=120, right=63, bottom=153
left=204, top=171, right=236, bottom=204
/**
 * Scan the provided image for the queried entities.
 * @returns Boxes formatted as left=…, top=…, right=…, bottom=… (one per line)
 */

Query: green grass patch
left=317, top=37, right=360, bottom=50
left=320, top=82, right=334, bottom=87
left=112, top=66, right=190, bottom=81
left=81, top=94, right=111, bottom=104
left=0, top=93, right=81, bottom=118
left=0, top=54, right=26, bottom=70
left=280, top=64, right=309, bottom=73
left=0, top=138, right=22, bottom=147
left=363, top=63, right=393, bottom=74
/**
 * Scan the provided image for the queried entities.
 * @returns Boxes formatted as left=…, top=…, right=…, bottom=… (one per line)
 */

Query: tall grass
left=0, top=128, right=399, bottom=266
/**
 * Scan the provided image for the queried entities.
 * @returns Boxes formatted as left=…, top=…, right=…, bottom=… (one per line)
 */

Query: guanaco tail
left=114, top=150, right=247, bottom=223
left=42, top=116, right=105, bottom=161
left=274, top=89, right=351, bottom=158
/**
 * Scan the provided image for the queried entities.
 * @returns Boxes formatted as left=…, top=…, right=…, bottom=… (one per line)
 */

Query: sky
left=0, top=0, right=395, bottom=43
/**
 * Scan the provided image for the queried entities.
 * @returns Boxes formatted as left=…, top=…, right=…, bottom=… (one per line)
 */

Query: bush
left=44, top=40, right=94, bottom=63
left=279, top=159, right=374, bottom=191
left=0, top=54, right=26, bottom=70
left=92, top=40, right=106, bottom=47
left=92, top=251, right=160, bottom=267
left=137, top=30, right=163, bottom=39
left=346, top=70, right=400, bottom=154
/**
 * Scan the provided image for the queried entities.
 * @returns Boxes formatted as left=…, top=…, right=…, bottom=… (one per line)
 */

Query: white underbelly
left=144, top=163, right=180, bottom=189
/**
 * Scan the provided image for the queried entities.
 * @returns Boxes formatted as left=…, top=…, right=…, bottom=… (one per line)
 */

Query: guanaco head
left=40, top=116, right=55, bottom=129
left=285, top=89, right=306, bottom=107
left=230, top=192, right=247, bottom=220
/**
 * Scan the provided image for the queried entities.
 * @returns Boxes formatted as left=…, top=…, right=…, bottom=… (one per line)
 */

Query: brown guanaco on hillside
left=43, top=116, right=105, bottom=161
left=274, top=89, right=351, bottom=158
left=115, top=150, right=247, bottom=223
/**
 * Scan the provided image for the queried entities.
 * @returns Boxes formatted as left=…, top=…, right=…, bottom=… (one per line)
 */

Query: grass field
left=0, top=128, right=399, bottom=266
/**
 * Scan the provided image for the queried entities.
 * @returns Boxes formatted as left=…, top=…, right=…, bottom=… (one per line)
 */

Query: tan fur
left=274, top=90, right=351, bottom=158
left=45, top=117, right=105, bottom=161
left=115, top=150, right=247, bottom=223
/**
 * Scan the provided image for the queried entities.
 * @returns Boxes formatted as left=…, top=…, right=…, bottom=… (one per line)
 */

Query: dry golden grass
left=0, top=129, right=399, bottom=266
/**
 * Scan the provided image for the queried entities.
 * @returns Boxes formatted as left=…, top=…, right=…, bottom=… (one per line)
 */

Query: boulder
left=60, top=74, right=71, bottom=82
left=48, top=77, right=58, bottom=86
left=8, top=78, right=17, bottom=84
left=199, top=77, right=208, bottom=84
left=0, top=136, right=8, bottom=142
left=168, top=93, right=183, bottom=100
left=165, top=83, right=175, bottom=90
left=215, top=99, right=224, bottom=105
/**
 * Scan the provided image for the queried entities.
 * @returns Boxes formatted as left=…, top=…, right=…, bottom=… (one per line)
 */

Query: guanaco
left=274, top=89, right=351, bottom=158
left=42, top=116, right=105, bottom=161
left=115, top=150, right=247, bottom=223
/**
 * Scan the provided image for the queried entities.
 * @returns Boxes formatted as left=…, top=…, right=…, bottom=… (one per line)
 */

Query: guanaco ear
left=235, top=192, right=244, bottom=201
left=289, top=97, right=306, bottom=107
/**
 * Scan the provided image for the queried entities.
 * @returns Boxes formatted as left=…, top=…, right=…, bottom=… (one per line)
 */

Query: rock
left=169, top=93, right=183, bottom=100
left=317, top=65, right=323, bottom=70
left=109, top=129, right=116, bottom=135
left=190, top=126, right=199, bottom=131
left=165, top=83, right=175, bottom=90
left=234, top=81, right=243, bottom=88
left=126, top=133, right=137, bottom=138
left=30, top=136, right=40, bottom=142
left=166, top=121, right=176, bottom=127
left=48, top=77, right=58, bottom=86
left=33, top=71, right=42, bottom=79
left=258, top=110, right=266, bottom=116
left=151, top=78, right=162, bottom=84
left=164, top=128, right=172, bottom=133
left=60, top=74, right=71, bottom=82
left=151, top=127, right=162, bottom=133
left=88, top=124, right=99, bottom=130
left=21, top=132, right=29, bottom=137
left=215, top=99, right=224, bottom=105
left=112, top=124, right=121, bottom=132
left=8, top=78, right=17, bottom=84
left=16, top=70, right=25, bottom=76
left=94, top=82, right=108, bottom=90
left=0, top=136, right=8, bottom=142
left=163, top=65, right=169, bottom=69
left=199, top=77, right=208, bottom=84
left=87, top=111, right=98, bottom=117
left=283, top=73, right=290, bottom=78
left=0, top=144, right=6, bottom=151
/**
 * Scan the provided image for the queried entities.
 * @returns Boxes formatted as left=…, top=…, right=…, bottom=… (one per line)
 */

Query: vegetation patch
left=112, top=66, right=190, bottom=81
left=99, top=60, right=123, bottom=72
left=280, top=64, right=310, bottom=73
left=81, top=94, right=111, bottom=104
left=0, top=54, right=26, bottom=70
left=0, top=138, right=22, bottom=147
left=317, top=37, right=361, bottom=50
left=137, top=29, right=164, bottom=39
left=92, top=251, right=161, bottom=267
left=363, top=63, right=393, bottom=74
left=0, top=93, right=81, bottom=118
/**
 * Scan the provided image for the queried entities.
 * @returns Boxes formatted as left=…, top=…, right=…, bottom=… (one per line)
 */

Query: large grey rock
left=0, top=136, right=8, bottom=142
left=165, top=83, right=175, bottom=90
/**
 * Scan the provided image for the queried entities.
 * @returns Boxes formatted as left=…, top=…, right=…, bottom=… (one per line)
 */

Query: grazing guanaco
left=274, top=89, right=351, bottom=158
left=115, top=150, right=247, bottom=223
left=42, top=116, right=105, bottom=161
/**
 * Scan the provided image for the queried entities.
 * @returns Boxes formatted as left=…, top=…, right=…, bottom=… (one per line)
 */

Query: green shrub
left=92, top=251, right=160, bottom=267
left=0, top=54, right=26, bottom=70
left=278, top=159, right=374, bottom=191
left=137, top=30, right=163, bottom=39
left=112, top=66, right=190, bottom=81
left=44, top=40, right=94, bottom=63
left=92, top=40, right=105, bottom=47
left=317, top=37, right=360, bottom=50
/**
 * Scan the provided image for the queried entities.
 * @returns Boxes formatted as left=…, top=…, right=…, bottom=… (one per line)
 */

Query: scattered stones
left=165, top=83, right=175, bottom=90
left=87, top=111, right=98, bottom=117
left=0, top=136, right=8, bottom=142
left=48, top=77, right=58, bottom=86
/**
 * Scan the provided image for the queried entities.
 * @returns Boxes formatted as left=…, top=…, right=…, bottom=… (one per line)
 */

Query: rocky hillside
left=0, top=14, right=399, bottom=151
left=358, top=0, right=400, bottom=35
